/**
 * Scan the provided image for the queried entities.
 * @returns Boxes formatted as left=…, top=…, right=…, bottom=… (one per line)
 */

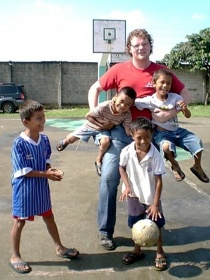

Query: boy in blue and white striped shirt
left=9, top=100, right=79, bottom=274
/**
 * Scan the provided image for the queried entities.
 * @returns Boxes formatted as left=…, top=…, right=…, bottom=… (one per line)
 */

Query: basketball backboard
left=93, top=19, right=126, bottom=53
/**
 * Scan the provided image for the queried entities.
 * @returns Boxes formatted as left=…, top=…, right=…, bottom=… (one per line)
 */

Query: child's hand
left=119, top=188, right=132, bottom=202
left=177, top=100, right=187, bottom=110
left=47, top=168, right=64, bottom=181
left=100, top=120, right=115, bottom=130
left=145, top=205, right=162, bottom=221
left=177, top=100, right=191, bottom=118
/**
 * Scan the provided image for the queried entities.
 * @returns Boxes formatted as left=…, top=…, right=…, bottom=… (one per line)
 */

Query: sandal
left=122, top=252, right=145, bottom=265
left=9, top=261, right=32, bottom=274
left=56, top=248, right=79, bottom=259
left=95, top=162, right=102, bottom=176
left=154, top=257, right=167, bottom=271
left=56, top=139, right=69, bottom=152
left=171, top=166, right=185, bottom=181
left=190, top=167, right=209, bottom=183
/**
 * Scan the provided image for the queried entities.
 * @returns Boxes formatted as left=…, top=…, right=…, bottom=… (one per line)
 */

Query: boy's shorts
left=153, top=127, right=203, bottom=158
left=13, top=209, right=53, bottom=221
left=72, top=125, right=111, bottom=146
left=127, top=196, right=165, bottom=229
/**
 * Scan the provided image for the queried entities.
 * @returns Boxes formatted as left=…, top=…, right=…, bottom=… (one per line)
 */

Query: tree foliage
left=160, top=28, right=210, bottom=104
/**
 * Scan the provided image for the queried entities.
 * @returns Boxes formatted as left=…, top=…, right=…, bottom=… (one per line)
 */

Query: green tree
left=160, top=28, right=210, bottom=105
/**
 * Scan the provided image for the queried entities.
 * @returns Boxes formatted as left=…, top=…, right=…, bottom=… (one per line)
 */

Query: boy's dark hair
left=19, top=100, right=44, bottom=121
left=126, top=29, right=153, bottom=56
left=118, top=86, right=137, bottom=100
left=131, top=117, right=154, bottom=134
left=153, top=68, right=173, bottom=84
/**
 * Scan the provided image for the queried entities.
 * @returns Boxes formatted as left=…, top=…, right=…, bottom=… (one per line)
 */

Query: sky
left=0, top=0, right=209, bottom=63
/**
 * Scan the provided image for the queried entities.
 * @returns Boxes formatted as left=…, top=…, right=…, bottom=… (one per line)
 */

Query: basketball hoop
left=93, top=19, right=126, bottom=53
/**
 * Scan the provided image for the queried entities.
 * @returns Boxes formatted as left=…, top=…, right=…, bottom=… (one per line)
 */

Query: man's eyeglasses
left=130, top=43, right=148, bottom=50
left=130, top=44, right=141, bottom=50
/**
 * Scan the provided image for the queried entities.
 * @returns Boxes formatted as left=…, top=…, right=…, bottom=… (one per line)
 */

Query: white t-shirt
left=119, top=142, right=165, bottom=205
left=135, top=92, right=183, bottom=131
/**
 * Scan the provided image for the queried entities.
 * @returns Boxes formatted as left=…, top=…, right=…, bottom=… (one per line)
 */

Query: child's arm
left=153, top=108, right=178, bottom=123
left=119, top=166, right=132, bottom=201
left=124, top=127, right=131, bottom=136
left=85, top=111, right=114, bottom=130
left=135, top=97, right=176, bottom=122
left=145, top=175, right=163, bottom=221
left=24, top=166, right=63, bottom=181
left=177, top=100, right=191, bottom=118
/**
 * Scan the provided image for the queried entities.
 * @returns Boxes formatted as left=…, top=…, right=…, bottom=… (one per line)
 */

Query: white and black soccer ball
left=132, top=219, right=159, bottom=247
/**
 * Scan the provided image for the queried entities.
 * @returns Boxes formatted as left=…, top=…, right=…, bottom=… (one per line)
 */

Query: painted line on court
left=46, top=118, right=85, bottom=131
left=184, top=178, right=210, bottom=200
left=10, top=266, right=154, bottom=277
left=165, top=162, right=210, bottom=200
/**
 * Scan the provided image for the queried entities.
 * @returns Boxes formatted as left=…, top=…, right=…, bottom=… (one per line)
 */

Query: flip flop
left=95, top=162, right=102, bottom=176
left=122, top=252, right=145, bottom=265
left=154, top=257, right=167, bottom=271
left=171, top=167, right=185, bottom=181
left=9, top=261, right=32, bottom=274
left=56, top=248, right=79, bottom=259
left=190, top=167, right=209, bottom=183
left=56, top=139, right=69, bottom=152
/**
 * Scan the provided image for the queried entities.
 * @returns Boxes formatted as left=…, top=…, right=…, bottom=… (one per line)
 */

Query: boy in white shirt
left=119, top=117, right=167, bottom=271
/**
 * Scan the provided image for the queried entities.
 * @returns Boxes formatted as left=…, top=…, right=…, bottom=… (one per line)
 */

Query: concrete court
left=0, top=116, right=210, bottom=280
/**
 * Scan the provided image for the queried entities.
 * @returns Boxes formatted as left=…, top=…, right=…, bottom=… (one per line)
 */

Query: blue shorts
left=127, top=197, right=165, bottom=229
left=153, top=127, right=203, bottom=158
left=72, top=125, right=111, bottom=145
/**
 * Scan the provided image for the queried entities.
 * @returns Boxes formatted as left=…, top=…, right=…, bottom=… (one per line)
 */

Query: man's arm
left=88, top=81, right=104, bottom=110
left=180, top=86, right=192, bottom=105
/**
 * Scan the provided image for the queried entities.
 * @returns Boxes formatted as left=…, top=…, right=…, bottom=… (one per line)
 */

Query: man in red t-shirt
left=87, top=29, right=191, bottom=260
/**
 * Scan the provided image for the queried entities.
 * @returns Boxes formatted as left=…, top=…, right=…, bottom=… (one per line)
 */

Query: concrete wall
left=0, top=61, right=206, bottom=106
left=172, top=68, right=206, bottom=104
left=0, top=62, right=98, bottom=108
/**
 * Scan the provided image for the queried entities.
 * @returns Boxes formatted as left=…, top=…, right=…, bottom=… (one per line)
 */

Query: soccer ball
left=132, top=219, right=159, bottom=247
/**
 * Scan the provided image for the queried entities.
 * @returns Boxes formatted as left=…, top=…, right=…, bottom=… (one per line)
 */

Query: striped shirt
left=85, top=100, right=132, bottom=130
left=11, top=132, right=52, bottom=217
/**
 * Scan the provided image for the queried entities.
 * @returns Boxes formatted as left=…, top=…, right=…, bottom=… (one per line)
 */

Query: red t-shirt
left=99, top=61, right=185, bottom=120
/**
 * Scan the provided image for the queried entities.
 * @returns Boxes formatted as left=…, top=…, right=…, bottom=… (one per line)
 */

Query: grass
left=44, top=107, right=89, bottom=118
left=185, top=104, right=210, bottom=117
left=0, top=105, right=210, bottom=119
